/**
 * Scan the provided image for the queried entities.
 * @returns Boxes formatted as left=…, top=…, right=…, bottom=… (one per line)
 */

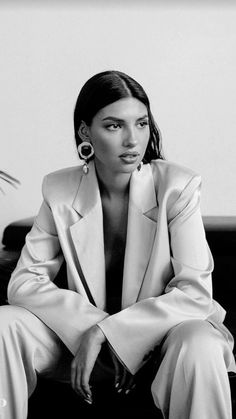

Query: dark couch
left=0, top=216, right=235, bottom=418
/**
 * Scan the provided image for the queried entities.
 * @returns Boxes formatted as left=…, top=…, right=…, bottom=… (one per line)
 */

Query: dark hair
left=73, top=70, right=164, bottom=163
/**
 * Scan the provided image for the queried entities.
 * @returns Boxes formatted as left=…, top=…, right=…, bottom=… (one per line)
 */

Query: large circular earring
left=78, top=141, right=94, bottom=174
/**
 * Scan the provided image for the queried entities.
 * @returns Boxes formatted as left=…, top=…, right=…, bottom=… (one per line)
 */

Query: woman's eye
left=106, top=123, right=121, bottom=131
left=138, top=120, right=149, bottom=128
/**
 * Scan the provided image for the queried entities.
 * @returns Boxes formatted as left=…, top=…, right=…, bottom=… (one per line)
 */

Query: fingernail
left=85, top=398, right=92, bottom=405
left=115, top=382, right=119, bottom=388
left=86, top=393, right=92, bottom=399
left=117, top=388, right=122, bottom=393
left=125, top=389, right=130, bottom=395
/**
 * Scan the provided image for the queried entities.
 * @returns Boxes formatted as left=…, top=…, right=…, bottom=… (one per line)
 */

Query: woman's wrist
left=91, top=324, right=106, bottom=344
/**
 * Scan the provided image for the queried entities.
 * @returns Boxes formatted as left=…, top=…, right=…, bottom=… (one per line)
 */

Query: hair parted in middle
left=74, top=70, right=164, bottom=164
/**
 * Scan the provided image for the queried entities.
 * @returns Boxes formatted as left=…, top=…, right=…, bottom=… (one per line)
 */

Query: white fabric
left=0, top=306, right=64, bottom=419
left=7, top=160, right=235, bottom=374
left=0, top=306, right=234, bottom=419
left=151, top=320, right=234, bottom=419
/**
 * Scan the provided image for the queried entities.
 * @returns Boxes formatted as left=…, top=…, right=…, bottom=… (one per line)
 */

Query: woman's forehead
left=95, top=97, right=148, bottom=120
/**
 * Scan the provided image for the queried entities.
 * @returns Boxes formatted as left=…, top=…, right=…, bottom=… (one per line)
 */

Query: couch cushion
left=2, top=217, right=34, bottom=250
left=0, top=249, right=21, bottom=305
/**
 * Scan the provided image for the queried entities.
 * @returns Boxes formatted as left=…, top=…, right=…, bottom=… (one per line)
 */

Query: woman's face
left=87, top=97, right=150, bottom=175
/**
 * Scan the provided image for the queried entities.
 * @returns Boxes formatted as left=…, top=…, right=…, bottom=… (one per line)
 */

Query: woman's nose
left=123, top=128, right=138, bottom=147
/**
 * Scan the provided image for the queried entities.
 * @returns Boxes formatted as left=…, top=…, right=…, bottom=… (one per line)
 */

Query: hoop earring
left=77, top=141, right=94, bottom=174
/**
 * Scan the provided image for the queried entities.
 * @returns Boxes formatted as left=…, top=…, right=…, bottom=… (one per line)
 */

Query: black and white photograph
left=0, top=1, right=236, bottom=418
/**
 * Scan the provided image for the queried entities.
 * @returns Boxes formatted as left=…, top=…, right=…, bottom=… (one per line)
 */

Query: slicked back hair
left=74, top=70, right=164, bottom=163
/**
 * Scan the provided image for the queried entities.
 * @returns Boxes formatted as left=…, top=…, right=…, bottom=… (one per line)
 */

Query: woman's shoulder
left=44, top=165, right=83, bottom=182
left=150, top=158, right=199, bottom=179
left=41, top=165, right=84, bottom=203
left=150, top=160, right=202, bottom=219
left=150, top=159, right=201, bottom=194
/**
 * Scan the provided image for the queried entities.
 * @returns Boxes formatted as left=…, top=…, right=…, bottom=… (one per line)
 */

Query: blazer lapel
left=69, top=162, right=106, bottom=309
left=122, top=164, right=158, bottom=308
left=69, top=162, right=158, bottom=311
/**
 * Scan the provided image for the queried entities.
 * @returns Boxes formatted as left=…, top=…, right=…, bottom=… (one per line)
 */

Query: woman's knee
left=0, top=305, right=50, bottom=347
left=151, top=321, right=233, bottom=418
left=0, top=304, right=63, bottom=375
left=162, top=320, right=225, bottom=365
left=0, top=305, right=32, bottom=332
left=151, top=320, right=229, bottom=402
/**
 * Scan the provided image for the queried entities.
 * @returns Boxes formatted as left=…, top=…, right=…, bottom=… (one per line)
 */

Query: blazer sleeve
left=98, top=174, right=226, bottom=374
left=7, top=177, right=108, bottom=355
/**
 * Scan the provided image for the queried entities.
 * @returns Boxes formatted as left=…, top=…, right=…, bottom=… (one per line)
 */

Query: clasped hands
left=71, top=325, right=135, bottom=404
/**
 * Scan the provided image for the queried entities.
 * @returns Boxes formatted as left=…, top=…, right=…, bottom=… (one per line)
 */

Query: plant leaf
left=0, top=171, right=20, bottom=185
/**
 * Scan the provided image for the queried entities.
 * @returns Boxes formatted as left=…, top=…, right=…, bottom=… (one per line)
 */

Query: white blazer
left=8, top=160, right=234, bottom=374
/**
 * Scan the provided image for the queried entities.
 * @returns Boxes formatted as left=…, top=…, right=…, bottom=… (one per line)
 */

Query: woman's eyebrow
left=102, top=116, right=124, bottom=122
left=102, top=114, right=148, bottom=122
left=137, top=115, right=149, bottom=121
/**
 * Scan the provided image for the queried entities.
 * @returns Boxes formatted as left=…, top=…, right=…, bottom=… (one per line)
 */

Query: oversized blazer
left=8, top=159, right=234, bottom=374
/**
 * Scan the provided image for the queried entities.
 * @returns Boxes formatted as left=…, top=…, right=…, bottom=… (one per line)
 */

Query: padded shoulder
left=150, top=159, right=202, bottom=222
left=42, top=165, right=83, bottom=207
left=151, top=159, right=199, bottom=195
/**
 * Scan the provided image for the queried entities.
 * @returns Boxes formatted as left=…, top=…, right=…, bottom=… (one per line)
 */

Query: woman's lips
left=119, top=152, right=140, bottom=164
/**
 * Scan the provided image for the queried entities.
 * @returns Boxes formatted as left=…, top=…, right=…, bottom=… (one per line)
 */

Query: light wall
left=1, top=1, right=236, bottom=241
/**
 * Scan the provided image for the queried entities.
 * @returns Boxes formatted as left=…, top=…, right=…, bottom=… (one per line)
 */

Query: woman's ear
left=78, top=121, right=90, bottom=142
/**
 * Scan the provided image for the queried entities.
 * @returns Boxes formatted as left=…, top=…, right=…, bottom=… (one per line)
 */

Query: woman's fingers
left=71, top=355, right=95, bottom=403
left=70, top=325, right=105, bottom=404
left=108, top=348, right=136, bottom=395
left=123, top=375, right=136, bottom=395
left=71, top=360, right=89, bottom=401
left=110, top=350, right=122, bottom=388
left=116, top=367, right=126, bottom=392
left=81, top=369, right=93, bottom=401
left=115, top=364, right=136, bottom=395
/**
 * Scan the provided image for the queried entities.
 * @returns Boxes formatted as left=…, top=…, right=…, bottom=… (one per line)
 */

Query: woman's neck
left=94, top=161, right=131, bottom=199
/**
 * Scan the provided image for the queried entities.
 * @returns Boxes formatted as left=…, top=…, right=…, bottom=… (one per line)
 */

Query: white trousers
left=0, top=305, right=235, bottom=419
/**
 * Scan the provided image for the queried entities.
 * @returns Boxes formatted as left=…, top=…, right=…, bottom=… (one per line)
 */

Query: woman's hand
left=109, top=348, right=136, bottom=395
left=71, top=325, right=105, bottom=404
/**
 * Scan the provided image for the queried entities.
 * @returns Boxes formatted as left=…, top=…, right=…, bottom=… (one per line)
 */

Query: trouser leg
left=151, top=320, right=234, bottom=419
left=0, top=305, right=65, bottom=419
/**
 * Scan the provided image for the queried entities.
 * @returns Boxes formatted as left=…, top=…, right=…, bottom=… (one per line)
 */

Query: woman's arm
left=7, top=198, right=108, bottom=356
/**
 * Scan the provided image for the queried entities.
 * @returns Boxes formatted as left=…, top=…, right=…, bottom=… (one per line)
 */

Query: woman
left=1, top=70, right=235, bottom=419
